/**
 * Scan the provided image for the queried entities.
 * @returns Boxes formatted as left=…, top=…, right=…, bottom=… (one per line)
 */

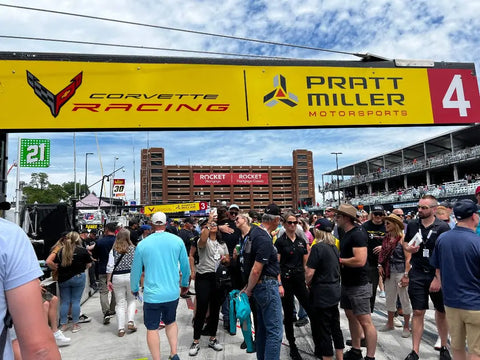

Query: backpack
left=0, top=310, right=13, bottom=358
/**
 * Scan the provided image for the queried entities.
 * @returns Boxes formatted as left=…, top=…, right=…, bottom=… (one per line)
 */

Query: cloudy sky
left=1, top=0, right=478, bottom=203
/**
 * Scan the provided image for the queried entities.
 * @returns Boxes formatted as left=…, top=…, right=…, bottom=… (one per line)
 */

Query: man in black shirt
left=335, top=204, right=377, bottom=360
left=127, top=219, right=140, bottom=246
left=403, top=195, right=451, bottom=360
left=362, top=204, right=386, bottom=312
left=243, top=204, right=283, bottom=360
left=178, top=217, right=198, bottom=298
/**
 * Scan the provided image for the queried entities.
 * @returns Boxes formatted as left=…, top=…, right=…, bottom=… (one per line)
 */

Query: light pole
left=331, top=152, right=342, bottom=206
left=110, top=156, right=119, bottom=205
left=84, top=152, right=93, bottom=197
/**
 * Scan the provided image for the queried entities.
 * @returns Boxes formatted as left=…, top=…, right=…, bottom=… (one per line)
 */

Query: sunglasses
left=286, top=221, right=298, bottom=225
left=373, top=212, right=384, bottom=216
left=230, top=211, right=238, bottom=216
left=209, top=222, right=217, bottom=227
left=417, top=205, right=436, bottom=210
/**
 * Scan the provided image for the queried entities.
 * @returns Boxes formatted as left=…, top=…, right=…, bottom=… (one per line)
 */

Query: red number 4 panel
left=428, top=68, right=480, bottom=124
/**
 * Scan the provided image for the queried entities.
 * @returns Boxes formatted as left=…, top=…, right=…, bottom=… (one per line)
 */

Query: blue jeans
left=253, top=279, right=283, bottom=360
left=59, top=273, right=86, bottom=325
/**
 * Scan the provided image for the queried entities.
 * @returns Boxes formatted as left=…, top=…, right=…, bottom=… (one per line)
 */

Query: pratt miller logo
left=263, top=74, right=298, bottom=107
left=26, top=71, right=83, bottom=117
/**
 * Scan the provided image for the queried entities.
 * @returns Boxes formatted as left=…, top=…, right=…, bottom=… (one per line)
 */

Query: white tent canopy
left=76, top=193, right=110, bottom=208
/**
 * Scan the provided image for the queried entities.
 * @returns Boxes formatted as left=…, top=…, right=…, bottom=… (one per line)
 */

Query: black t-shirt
left=128, top=227, right=140, bottom=246
left=244, top=225, right=280, bottom=279
left=218, top=219, right=241, bottom=256
left=339, top=226, right=369, bottom=286
left=55, top=246, right=92, bottom=283
left=404, top=217, right=450, bottom=273
left=275, top=233, right=308, bottom=274
left=307, top=242, right=341, bottom=307
left=178, top=228, right=195, bottom=254
left=362, top=220, right=386, bottom=267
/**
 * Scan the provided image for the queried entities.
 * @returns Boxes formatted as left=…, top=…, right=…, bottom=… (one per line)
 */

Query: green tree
left=62, top=181, right=90, bottom=199
left=29, top=172, right=49, bottom=189
left=21, top=174, right=91, bottom=204
left=22, top=173, right=67, bottom=204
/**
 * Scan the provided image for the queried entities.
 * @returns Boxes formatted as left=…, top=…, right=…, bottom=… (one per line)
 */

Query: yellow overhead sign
left=144, top=202, right=204, bottom=215
left=1, top=53, right=479, bottom=130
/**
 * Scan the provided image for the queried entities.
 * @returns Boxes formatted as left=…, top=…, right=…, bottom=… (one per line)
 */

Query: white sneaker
left=208, top=338, right=223, bottom=351
left=189, top=342, right=200, bottom=356
left=394, top=317, right=403, bottom=327
left=54, top=330, right=71, bottom=347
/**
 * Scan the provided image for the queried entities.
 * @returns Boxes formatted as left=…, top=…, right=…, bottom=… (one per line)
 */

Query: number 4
left=442, top=74, right=471, bottom=117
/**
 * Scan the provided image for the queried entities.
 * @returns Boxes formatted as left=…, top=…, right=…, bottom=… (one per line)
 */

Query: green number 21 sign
left=20, top=139, right=51, bottom=168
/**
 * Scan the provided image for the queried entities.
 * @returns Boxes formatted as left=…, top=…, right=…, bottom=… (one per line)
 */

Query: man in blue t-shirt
left=431, top=199, right=480, bottom=360
left=0, top=218, right=60, bottom=359
left=131, top=211, right=190, bottom=360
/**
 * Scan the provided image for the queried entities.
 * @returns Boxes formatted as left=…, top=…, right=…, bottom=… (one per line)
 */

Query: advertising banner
left=113, top=178, right=125, bottom=197
left=1, top=53, right=479, bottom=130
left=194, top=173, right=269, bottom=185
left=144, top=201, right=208, bottom=215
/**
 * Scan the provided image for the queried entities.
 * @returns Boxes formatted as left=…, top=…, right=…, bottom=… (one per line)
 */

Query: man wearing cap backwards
left=243, top=203, right=283, bottom=360
left=130, top=211, right=190, bottom=360
left=362, top=205, right=386, bottom=313
left=403, top=195, right=451, bottom=360
left=218, top=204, right=242, bottom=329
left=335, top=204, right=377, bottom=360
left=431, top=199, right=480, bottom=360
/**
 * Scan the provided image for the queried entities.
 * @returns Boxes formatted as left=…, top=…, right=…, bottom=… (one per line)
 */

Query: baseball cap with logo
left=264, top=203, right=281, bottom=216
left=453, top=199, right=480, bottom=220
left=151, top=211, right=167, bottom=225
left=372, top=204, right=384, bottom=213
left=314, top=218, right=333, bottom=232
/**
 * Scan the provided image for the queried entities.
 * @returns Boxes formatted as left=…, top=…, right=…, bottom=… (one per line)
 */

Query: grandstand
left=320, top=125, right=480, bottom=212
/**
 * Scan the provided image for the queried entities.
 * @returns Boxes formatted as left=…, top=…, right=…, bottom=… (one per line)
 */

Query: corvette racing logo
left=27, top=71, right=83, bottom=117
left=263, top=74, right=298, bottom=107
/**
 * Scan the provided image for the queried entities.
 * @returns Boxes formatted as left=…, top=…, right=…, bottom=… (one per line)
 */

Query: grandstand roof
left=323, top=124, right=480, bottom=176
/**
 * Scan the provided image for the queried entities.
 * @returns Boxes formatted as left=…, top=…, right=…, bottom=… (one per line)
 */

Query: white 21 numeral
left=26, top=144, right=46, bottom=163
left=442, top=74, right=471, bottom=117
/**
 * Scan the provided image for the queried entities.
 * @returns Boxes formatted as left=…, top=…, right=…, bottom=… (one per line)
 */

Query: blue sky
left=1, top=0, right=478, bottom=203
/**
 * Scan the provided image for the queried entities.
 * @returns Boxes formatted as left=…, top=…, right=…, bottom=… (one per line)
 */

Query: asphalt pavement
left=58, top=288, right=444, bottom=360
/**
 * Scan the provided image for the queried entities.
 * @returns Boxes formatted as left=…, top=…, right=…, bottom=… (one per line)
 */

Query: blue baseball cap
left=453, top=199, right=480, bottom=220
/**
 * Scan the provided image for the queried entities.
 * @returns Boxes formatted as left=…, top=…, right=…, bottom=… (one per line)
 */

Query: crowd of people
left=2, top=187, right=480, bottom=360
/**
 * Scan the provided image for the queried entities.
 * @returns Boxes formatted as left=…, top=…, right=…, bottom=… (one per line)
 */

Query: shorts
left=143, top=299, right=179, bottom=330
left=408, top=269, right=444, bottom=312
left=42, top=289, right=54, bottom=302
left=340, top=283, right=371, bottom=315
left=445, top=306, right=480, bottom=355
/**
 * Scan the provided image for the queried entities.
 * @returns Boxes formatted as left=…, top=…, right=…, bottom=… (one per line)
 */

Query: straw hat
left=333, top=204, right=359, bottom=222
left=384, top=213, right=405, bottom=230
